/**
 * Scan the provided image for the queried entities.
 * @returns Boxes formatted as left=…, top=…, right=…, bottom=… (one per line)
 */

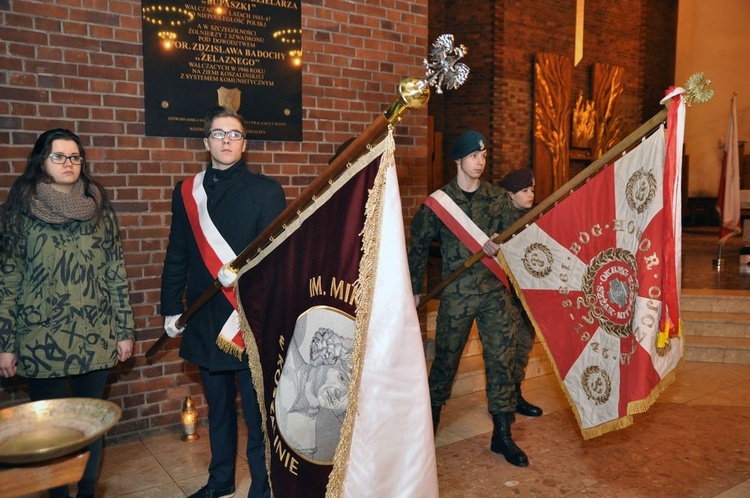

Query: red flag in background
left=717, top=93, right=742, bottom=244
left=235, top=132, right=438, bottom=497
left=498, top=91, right=686, bottom=439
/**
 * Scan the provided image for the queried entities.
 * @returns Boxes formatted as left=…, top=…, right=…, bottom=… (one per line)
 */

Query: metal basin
left=0, top=398, right=121, bottom=464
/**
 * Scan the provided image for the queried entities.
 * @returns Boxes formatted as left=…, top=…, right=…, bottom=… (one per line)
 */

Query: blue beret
left=499, top=168, right=534, bottom=193
left=450, top=130, right=486, bottom=160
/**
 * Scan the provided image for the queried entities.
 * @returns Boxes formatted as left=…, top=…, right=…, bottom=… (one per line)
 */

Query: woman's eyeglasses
left=48, top=153, right=84, bottom=165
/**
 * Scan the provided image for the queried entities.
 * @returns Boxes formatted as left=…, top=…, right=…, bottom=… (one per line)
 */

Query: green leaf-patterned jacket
left=0, top=209, right=134, bottom=378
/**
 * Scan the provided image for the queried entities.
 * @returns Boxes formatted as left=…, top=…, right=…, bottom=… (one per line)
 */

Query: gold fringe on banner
left=326, top=128, right=395, bottom=497
left=216, top=334, right=244, bottom=360
left=236, top=301, right=272, bottom=489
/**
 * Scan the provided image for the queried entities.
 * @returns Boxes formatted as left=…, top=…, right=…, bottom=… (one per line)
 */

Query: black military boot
left=431, top=405, right=442, bottom=435
left=516, top=383, right=543, bottom=417
left=490, top=412, right=529, bottom=467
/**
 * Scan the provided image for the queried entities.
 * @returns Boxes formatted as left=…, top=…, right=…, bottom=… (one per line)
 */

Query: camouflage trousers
left=512, top=306, right=536, bottom=385
left=429, top=287, right=518, bottom=414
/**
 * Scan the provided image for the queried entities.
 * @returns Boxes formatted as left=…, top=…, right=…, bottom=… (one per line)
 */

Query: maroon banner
left=236, top=155, right=381, bottom=497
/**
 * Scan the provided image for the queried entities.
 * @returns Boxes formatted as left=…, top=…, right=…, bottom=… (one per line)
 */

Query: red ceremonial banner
left=499, top=94, right=686, bottom=438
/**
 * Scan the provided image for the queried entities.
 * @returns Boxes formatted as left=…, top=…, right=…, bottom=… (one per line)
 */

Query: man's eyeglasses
left=208, top=129, right=245, bottom=141
left=48, top=153, right=84, bottom=165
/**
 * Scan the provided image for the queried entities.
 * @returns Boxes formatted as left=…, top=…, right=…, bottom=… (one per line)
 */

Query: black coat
left=160, top=160, right=286, bottom=371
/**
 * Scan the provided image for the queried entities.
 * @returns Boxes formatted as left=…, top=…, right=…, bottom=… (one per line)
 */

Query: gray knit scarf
left=30, top=180, right=99, bottom=224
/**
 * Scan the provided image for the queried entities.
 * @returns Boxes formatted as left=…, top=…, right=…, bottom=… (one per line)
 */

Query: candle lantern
left=181, top=396, right=199, bottom=441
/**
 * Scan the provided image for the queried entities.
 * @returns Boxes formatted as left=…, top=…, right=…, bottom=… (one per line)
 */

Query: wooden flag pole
left=418, top=108, right=667, bottom=307
left=419, top=73, right=715, bottom=308
left=146, top=35, right=470, bottom=360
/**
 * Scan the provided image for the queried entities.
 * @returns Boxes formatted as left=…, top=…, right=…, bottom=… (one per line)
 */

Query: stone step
left=680, top=289, right=750, bottom=364
left=684, top=335, right=750, bottom=364
left=681, top=310, right=750, bottom=338
left=524, top=343, right=555, bottom=379
left=451, top=354, right=485, bottom=398
left=681, top=289, right=750, bottom=313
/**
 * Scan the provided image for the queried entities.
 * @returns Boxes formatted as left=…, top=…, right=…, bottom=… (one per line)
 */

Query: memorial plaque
left=142, top=0, right=302, bottom=140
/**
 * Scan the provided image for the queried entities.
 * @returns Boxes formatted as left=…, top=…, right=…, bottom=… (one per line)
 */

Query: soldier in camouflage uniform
left=498, top=168, right=543, bottom=418
left=408, top=130, right=529, bottom=467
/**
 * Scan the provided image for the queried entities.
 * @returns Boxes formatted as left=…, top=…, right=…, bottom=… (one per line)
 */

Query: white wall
left=676, top=0, right=750, bottom=197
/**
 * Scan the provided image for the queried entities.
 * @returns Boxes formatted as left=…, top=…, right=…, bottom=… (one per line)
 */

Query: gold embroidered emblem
left=522, top=242, right=554, bottom=278
left=580, top=248, right=637, bottom=339
left=581, top=365, right=612, bottom=405
left=625, top=169, right=657, bottom=214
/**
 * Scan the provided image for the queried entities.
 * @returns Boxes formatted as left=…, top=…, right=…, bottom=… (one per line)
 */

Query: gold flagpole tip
left=384, top=34, right=470, bottom=123
left=682, top=72, right=715, bottom=107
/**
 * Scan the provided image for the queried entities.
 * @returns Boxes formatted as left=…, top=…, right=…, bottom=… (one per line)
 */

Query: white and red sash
left=423, top=190, right=509, bottom=289
left=181, top=170, right=245, bottom=357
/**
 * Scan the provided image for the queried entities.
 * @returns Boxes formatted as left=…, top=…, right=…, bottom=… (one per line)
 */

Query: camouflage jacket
left=0, top=209, right=134, bottom=378
left=408, top=177, right=517, bottom=296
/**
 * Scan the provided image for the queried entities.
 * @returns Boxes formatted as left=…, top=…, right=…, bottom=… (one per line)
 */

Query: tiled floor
left=20, top=227, right=750, bottom=497
left=22, top=361, right=750, bottom=498
left=434, top=362, right=750, bottom=498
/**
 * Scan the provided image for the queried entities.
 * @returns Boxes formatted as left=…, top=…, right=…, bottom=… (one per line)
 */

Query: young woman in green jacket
left=0, top=128, right=134, bottom=498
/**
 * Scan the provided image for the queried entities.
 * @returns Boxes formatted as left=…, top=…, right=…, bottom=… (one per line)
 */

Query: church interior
left=1, top=0, right=749, bottom=496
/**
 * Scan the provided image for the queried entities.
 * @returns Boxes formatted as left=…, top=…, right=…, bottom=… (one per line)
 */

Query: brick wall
left=439, top=1, right=495, bottom=181
left=0, top=0, right=430, bottom=441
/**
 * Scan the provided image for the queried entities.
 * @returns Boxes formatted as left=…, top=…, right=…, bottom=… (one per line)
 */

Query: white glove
left=164, top=314, right=185, bottom=338
left=414, top=294, right=421, bottom=308
left=217, top=263, right=238, bottom=287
